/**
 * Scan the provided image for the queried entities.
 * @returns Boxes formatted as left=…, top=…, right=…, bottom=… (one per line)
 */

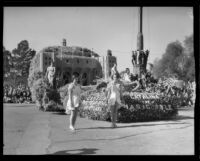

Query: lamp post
left=60, top=44, right=64, bottom=86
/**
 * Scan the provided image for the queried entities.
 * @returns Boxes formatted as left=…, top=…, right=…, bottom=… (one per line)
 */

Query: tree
left=3, top=40, right=36, bottom=87
left=153, top=41, right=184, bottom=79
left=152, top=34, right=195, bottom=82
left=11, top=40, right=36, bottom=84
left=3, top=47, right=12, bottom=76
left=152, top=58, right=163, bottom=79
left=184, top=34, right=193, bottom=55
left=182, top=34, right=195, bottom=81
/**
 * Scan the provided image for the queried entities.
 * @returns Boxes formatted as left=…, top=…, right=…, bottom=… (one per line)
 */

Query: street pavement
left=3, top=103, right=194, bottom=155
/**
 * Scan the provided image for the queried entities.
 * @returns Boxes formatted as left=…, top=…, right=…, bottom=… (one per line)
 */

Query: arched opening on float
left=63, top=72, right=71, bottom=85
left=81, top=72, right=88, bottom=86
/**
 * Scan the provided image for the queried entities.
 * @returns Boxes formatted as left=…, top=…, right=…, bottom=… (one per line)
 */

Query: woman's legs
left=114, top=103, right=119, bottom=125
left=72, top=108, right=78, bottom=127
left=110, top=104, right=115, bottom=126
left=69, top=108, right=78, bottom=130
left=110, top=103, right=118, bottom=127
left=70, top=109, right=75, bottom=129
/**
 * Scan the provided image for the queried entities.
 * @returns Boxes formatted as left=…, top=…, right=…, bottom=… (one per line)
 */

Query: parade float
left=78, top=80, right=179, bottom=123
left=28, top=52, right=180, bottom=123
left=72, top=7, right=181, bottom=122
left=28, top=49, right=184, bottom=123
left=27, top=7, right=194, bottom=123
left=56, top=76, right=182, bottom=123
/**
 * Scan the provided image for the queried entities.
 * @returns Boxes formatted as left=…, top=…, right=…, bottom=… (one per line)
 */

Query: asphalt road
left=3, top=103, right=194, bottom=155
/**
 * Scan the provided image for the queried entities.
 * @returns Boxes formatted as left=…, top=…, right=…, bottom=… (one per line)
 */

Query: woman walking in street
left=66, top=73, right=82, bottom=131
left=106, top=67, right=140, bottom=128
left=106, top=72, right=123, bottom=128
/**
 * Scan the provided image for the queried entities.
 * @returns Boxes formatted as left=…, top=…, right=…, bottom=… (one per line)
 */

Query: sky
left=3, top=7, right=193, bottom=72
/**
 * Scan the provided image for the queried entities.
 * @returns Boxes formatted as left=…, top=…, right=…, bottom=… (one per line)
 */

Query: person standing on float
left=124, top=68, right=132, bottom=82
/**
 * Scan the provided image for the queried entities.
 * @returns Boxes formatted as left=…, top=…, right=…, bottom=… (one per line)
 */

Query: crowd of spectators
left=3, top=84, right=32, bottom=104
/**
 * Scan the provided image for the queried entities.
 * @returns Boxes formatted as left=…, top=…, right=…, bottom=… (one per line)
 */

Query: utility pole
left=137, top=7, right=143, bottom=51
left=61, top=43, right=63, bottom=80
left=132, top=7, right=149, bottom=77
left=61, top=39, right=66, bottom=84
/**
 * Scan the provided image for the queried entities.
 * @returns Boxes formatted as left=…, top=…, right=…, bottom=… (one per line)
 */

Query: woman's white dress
left=108, top=82, right=121, bottom=106
left=66, top=84, right=81, bottom=110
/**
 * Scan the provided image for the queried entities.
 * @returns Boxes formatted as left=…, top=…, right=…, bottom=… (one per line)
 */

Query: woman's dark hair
left=72, top=72, right=79, bottom=81
left=126, top=68, right=130, bottom=72
left=111, top=72, right=120, bottom=80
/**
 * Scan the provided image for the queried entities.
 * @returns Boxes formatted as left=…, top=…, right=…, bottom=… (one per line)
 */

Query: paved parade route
left=3, top=103, right=194, bottom=155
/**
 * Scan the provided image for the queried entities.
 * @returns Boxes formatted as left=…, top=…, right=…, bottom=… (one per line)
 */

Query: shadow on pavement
left=171, top=115, right=194, bottom=121
left=48, top=148, right=98, bottom=155
left=51, top=123, right=192, bottom=143
left=78, top=121, right=191, bottom=130
left=51, top=112, right=66, bottom=115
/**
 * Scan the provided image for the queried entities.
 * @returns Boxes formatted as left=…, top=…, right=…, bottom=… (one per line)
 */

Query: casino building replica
left=35, top=39, right=117, bottom=86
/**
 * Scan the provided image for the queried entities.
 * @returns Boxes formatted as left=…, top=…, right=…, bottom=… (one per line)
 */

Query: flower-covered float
left=78, top=80, right=179, bottom=123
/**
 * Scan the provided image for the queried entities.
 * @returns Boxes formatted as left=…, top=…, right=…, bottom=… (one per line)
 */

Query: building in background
left=38, top=39, right=102, bottom=86
left=36, top=39, right=117, bottom=86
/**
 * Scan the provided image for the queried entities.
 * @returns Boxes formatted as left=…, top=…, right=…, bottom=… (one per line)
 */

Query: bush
left=28, top=69, right=44, bottom=90
left=45, top=88, right=62, bottom=104
left=28, top=51, right=62, bottom=111
left=28, top=53, right=45, bottom=103
left=58, top=84, right=69, bottom=105
left=31, top=78, right=47, bottom=102
left=30, top=77, right=63, bottom=111
left=44, top=100, right=65, bottom=112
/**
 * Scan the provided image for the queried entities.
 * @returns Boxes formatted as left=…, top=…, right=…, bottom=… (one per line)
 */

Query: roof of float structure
left=38, top=46, right=100, bottom=58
